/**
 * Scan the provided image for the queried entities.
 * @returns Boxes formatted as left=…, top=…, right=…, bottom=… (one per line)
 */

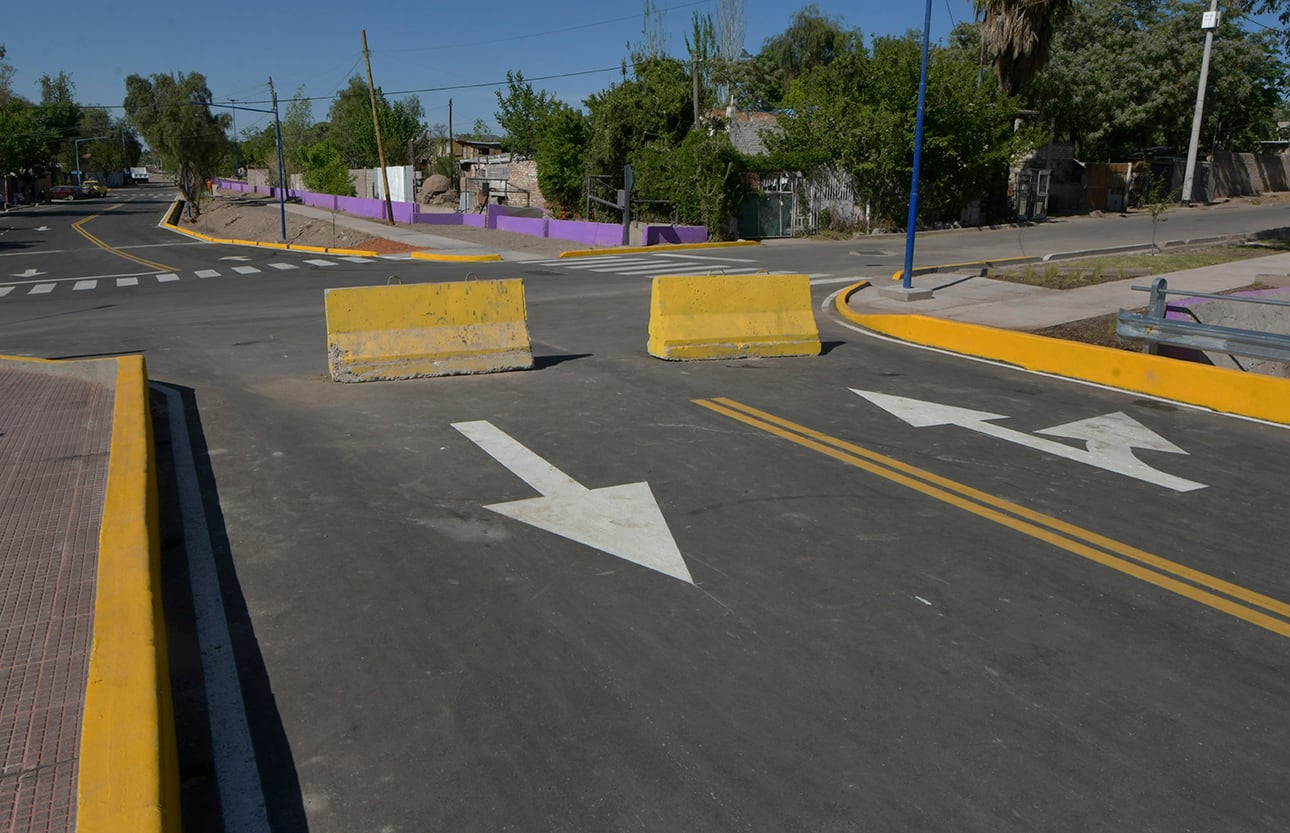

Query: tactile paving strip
left=0, top=368, right=113, bottom=833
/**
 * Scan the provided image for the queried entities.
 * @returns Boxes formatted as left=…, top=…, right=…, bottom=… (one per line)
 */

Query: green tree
left=1027, top=0, right=1284, bottom=159
left=0, top=44, right=15, bottom=105
left=494, top=71, right=560, bottom=158
left=583, top=56, right=693, bottom=210
left=299, top=140, right=355, bottom=195
left=124, top=71, right=232, bottom=214
left=633, top=130, right=745, bottom=236
left=326, top=76, right=424, bottom=168
left=974, top=0, right=1073, bottom=95
left=75, top=107, right=142, bottom=177
left=534, top=104, right=588, bottom=216
left=37, top=72, right=82, bottom=177
left=762, top=4, right=860, bottom=86
left=772, top=32, right=1032, bottom=228
left=0, top=100, right=53, bottom=186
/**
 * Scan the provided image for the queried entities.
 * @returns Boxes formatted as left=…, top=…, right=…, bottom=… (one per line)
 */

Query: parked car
left=47, top=184, right=77, bottom=200
left=82, top=179, right=108, bottom=197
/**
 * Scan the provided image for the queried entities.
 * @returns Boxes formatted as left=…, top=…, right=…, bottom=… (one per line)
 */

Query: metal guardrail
left=1116, top=277, right=1290, bottom=363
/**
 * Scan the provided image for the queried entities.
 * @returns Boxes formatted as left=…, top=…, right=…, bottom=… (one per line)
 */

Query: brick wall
left=1212, top=151, right=1290, bottom=197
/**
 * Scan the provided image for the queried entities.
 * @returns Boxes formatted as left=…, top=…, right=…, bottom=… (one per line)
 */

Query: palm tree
left=974, top=0, right=1073, bottom=95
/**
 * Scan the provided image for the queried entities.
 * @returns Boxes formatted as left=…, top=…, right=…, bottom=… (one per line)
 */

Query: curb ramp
left=325, top=279, right=534, bottom=382
left=647, top=273, right=822, bottom=360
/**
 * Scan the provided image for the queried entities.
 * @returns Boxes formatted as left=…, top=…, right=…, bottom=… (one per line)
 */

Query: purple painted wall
left=214, top=178, right=710, bottom=247
left=644, top=225, right=708, bottom=245
left=547, top=219, right=623, bottom=247
left=496, top=215, right=548, bottom=237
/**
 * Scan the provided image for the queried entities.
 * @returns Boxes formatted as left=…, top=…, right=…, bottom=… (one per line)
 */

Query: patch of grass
left=989, top=242, right=1290, bottom=289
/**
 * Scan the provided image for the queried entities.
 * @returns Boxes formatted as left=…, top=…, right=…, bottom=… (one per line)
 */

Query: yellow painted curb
left=560, top=240, right=759, bottom=258
left=409, top=250, right=503, bottom=263
left=77, top=354, right=182, bottom=833
left=835, top=283, right=1290, bottom=425
left=325, top=278, right=533, bottom=381
left=648, top=273, right=822, bottom=360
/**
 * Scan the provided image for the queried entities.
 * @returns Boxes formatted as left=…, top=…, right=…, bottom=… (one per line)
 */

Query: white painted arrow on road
left=452, top=420, right=693, bottom=583
left=33, top=226, right=50, bottom=232
left=12, top=268, right=45, bottom=278
left=851, top=389, right=1206, bottom=492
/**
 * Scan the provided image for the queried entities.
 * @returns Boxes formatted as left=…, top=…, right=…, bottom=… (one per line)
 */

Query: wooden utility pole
left=362, top=29, right=396, bottom=225
left=692, top=53, right=700, bottom=129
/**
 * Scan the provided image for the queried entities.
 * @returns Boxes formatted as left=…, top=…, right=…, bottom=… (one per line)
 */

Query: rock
left=419, top=174, right=453, bottom=203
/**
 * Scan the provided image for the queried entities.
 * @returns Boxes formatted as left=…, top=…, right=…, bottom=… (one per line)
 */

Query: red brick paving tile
left=0, top=369, right=114, bottom=833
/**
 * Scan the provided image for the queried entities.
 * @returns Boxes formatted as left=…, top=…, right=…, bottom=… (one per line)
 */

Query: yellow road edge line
left=711, top=396, right=1290, bottom=620
left=833, top=286, right=1290, bottom=426
left=409, top=250, right=503, bottom=263
left=78, top=355, right=182, bottom=832
left=73, top=213, right=174, bottom=272
left=560, top=240, right=759, bottom=258
left=695, top=397, right=1290, bottom=640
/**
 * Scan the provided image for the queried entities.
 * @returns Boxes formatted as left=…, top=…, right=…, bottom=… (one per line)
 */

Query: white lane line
left=339, top=256, right=372, bottom=263
left=304, top=259, right=336, bottom=267
left=811, top=277, right=863, bottom=286
left=232, top=266, right=262, bottom=274
left=28, top=283, right=55, bottom=295
left=73, top=280, right=98, bottom=291
left=196, top=269, right=220, bottom=278
left=156, top=385, right=272, bottom=833
left=267, top=262, right=298, bottom=270
left=0, top=287, right=13, bottom=297
left=156, top=273, right=180, bottom=283
left=117, top=277, right=139, bottom=287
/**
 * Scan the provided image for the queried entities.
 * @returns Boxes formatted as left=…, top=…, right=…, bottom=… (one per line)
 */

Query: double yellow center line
left=72, top=206, right=174, bottom=272
left=696, top=397, right=1290, bottom=641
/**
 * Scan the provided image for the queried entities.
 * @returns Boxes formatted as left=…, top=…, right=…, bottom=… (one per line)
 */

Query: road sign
left=453, top=421, right=693, bottom=582
left=851, top=389, right=1206, bottom=492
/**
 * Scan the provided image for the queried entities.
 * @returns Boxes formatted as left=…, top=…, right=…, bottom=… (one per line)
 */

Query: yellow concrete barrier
left=647, top=273, right=822, bottom=360
left=325, top=278, right=534, bottom=382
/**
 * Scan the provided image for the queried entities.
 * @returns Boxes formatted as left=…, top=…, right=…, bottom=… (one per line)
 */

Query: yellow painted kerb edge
left=835, top=282, right=1290, bottom=426
left=410, top=250, right=503, bottom=262
left=78, top=355, right=181, bottom=833
left=160, top=200, right=377, bottom=256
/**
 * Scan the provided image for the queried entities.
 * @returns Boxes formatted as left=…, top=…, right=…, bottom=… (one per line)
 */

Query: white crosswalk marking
left=0, top=287, right=13, bottom=297
left=157, top=273, right=180, bottom=282
left=304, top=259, right=336, bottom=267
left=267, top=262, right=298, bottom=270
left=654, top=253, right=759, bottom=263
left=29, top=284, right=55, bottom=295
left=232, top=266, right=262, bottom=274
left=73, top=280, right=98, bottom=291
left=117, top=277, right=139, bottom=287
left=339, top=256, right=372, bottom=263
left=196, top=269, right=220, bottom=278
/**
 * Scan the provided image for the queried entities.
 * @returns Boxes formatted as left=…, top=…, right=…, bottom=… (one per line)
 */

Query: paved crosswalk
left=522, top=253, right=841, bottom=283
left=0, top=256, right=371, bottom=298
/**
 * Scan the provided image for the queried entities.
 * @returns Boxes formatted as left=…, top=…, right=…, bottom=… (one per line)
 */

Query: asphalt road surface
left=3, top=192, right=1289, bottom=833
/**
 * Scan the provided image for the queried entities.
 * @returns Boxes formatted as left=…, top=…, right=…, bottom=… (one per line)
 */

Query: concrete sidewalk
left=845, top=251, right=1290, bottom=330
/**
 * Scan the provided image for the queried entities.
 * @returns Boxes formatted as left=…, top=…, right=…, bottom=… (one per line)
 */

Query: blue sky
left=1, top=1, right=1281, bottom=138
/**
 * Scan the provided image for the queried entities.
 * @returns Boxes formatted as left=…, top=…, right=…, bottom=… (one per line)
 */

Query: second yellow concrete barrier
left=647, top=273, right=822, bottom=360
left=324, top=279, right=533, bottom=382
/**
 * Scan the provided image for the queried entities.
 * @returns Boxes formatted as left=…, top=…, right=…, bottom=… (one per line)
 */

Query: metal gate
left=738, top=172, right=795, bottom=238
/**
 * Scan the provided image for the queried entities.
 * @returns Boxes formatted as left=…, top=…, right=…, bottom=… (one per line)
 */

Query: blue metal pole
left=901, top=0, right=934, bottom=290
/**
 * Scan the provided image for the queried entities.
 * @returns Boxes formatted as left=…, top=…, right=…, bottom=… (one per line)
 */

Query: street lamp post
left=73, top=136, right=107, bottom=186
